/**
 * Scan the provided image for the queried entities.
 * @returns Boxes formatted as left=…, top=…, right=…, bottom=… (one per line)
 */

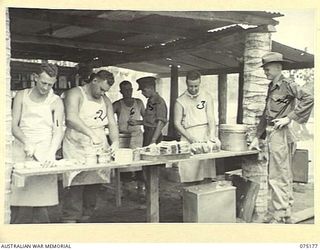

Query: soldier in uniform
left=249, top=52, right=314, bottom=223
left=174, top=70, right=220, bottom=184
left=128, top=76, right=168, bottom=146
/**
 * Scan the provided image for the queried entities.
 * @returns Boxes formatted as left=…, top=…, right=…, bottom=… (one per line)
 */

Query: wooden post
left=237, top=65, right=244, bottom=124
left=217, top=74, right=227, bottom=175
left=144, top=165, right=160, bottom=222
left=115, top=169, right=122, bottom=207
left=168, top=65, right=179, bottom=139
left=5, top=8, right=13, bottom=224
left=218, top=73, right=227, bottom=124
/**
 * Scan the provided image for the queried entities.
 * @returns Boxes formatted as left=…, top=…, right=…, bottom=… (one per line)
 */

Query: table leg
left=115, top=169, right=122, bottom=207
left=144, top=165, right=159, bottom=222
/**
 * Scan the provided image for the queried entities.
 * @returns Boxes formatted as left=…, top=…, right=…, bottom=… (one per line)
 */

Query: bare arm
left=48, top=98, right=65, bottom=156
left=104, top=95, right=119, bottom=152
left=11, top=91, right=35, bottom=157
left=174, top=101, right=197, bottom=143
left=137, top=99, right=145, bottom=118
left=206, top=94, right=218, bottom=141
left=12, top=91, right=28, bottom=144
left=64, top=88, right=101, bottom=144
left=150, top=120, right=166, bottom=144
left=112, top=100, right=120, bottom=119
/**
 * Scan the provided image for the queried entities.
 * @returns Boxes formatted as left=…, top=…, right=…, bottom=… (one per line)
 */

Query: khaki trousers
left=266, top=126, right=295, bottom=219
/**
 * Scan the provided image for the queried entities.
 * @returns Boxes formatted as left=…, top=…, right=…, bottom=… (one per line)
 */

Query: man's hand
left=272, top=117, right=291, bottom=130
left=109, top=141, right=119, bottom=155
left=249, top=137, right=261, bottom=151
left=34, top=150, right=56, bottom=168
left=211, top=137, right=221, bottom=150
left=90, top=131, right=103, bottom=145
left=24, top=142, right=36, bottom=158
left=187, top=136, right=199, bottom=144
left=128, top=119, right=141, bottom=126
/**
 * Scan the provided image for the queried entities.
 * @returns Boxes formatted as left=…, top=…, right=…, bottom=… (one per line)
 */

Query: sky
left=271, top=10, right=315, bottom=54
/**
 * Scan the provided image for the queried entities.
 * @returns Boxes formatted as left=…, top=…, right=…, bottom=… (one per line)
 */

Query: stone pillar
left=5, top=8, right=13, bottom=224
left=242, top=32, right=272, bottom=222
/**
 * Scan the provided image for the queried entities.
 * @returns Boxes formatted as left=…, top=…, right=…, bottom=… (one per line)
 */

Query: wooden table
left=12, top=150, right=259, bottom=222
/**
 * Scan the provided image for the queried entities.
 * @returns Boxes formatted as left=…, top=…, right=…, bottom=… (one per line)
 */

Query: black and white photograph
left=3, top=5, right=315, bottom=232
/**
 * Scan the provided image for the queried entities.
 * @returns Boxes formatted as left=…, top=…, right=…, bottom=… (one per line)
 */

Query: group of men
left=10, top=51, right=313, bottom=224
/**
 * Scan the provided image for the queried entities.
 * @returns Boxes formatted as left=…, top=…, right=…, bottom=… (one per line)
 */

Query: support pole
left=168, top=65, right=179, bottom=139
left=5, top=8, right=13, bottom=224
left=237, top=65, right=244, bottom=124
left=218, top=73, right=227, bottom=124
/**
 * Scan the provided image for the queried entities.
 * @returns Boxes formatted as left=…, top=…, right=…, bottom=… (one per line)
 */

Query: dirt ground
left=47, top=166, right=314, bottom=224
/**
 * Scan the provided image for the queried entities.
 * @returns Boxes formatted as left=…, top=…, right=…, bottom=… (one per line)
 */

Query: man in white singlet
left=61, top=70, right=119, bottom=223
left=113, top=81, right=145, bottom=191
left=174, top=70, right=221, bottom=184
left=11, top=62, right=64, bottom=223
left=113, top=80, right=145, bottom=148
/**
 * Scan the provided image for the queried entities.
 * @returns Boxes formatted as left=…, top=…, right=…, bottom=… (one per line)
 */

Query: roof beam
left=9, top=8, right=194, bottom=37
left=157, top=66, right=241, bottom=78
left=11, top=33, right=136, bottom=53
left=142, top=11, right=279, bottom=26
left=92, top=26, right=246, bottom=67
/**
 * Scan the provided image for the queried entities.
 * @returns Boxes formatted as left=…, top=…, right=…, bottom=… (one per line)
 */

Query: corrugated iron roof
left=9, top=8, right=310, bottom=75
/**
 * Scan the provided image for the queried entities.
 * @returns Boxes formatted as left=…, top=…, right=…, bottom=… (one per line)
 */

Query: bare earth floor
left=47, top=169, right=314, bottom=224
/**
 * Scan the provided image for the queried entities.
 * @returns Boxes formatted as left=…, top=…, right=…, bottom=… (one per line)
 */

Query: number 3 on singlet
left=196, top=100, right=206, bottom=110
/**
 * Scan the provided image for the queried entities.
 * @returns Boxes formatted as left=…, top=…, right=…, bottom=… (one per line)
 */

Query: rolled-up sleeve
left=287, top=82, right=314, bottom=124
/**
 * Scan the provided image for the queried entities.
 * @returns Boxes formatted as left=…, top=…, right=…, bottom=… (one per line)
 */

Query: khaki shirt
left=256, top=74, right=314, bottom=139
left=143, top=92, right=168, bottom=128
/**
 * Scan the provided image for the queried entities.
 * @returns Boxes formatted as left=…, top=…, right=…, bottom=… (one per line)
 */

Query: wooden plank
left=237, top=65, right=244, bottom=124
left=142, top=11, right=279, bottom=26
left=168, top=65, right=179, bottom=139
left=13, top=150, right=259, bottom=178
left=229, top=174, right=260, bottom=222
left=218, top=73, right=227, bottom=124
left=144, top=165, right=160, bottom=222
left=12, top=33, right=137, bottom=53
left=117, top=62, right=170, bottom=74
left=10, top=9, right=193, bottom=37
left=175, top=53, right=224, bottom=69
left=291, top=207, right=314, bottom=224
left=11, top=50, right=87, bottom=63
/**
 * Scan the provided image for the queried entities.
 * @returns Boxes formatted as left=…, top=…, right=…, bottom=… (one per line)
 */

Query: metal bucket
left=119, top=133, right=131, bottom=148
left=219, top=124, right=248, bottom=152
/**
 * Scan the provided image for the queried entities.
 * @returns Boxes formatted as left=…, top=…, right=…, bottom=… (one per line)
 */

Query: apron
left=117, top=99, right=143, bottom=172
left=62, top=86, right=111, bottom=187
left=11, top=88, right=59, bottom=207
left=178, top=125, right=216, bottom=182
left=176, top=90, right=216, bottom=182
